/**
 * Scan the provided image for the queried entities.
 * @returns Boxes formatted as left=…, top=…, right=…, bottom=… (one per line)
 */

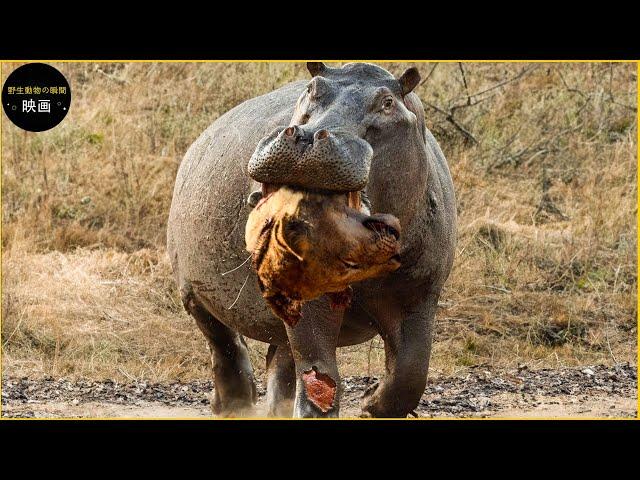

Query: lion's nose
left=363, top=214, right=401, bottom=240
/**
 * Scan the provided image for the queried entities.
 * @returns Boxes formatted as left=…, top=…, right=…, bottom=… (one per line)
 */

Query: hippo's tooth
left=261, top=183, right=280, bottom=196
left=347, top=191, right=361, bottom=211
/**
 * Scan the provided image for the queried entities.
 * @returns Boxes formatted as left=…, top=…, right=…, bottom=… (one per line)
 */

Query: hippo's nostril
left=315, top=129, right=330, bottom=140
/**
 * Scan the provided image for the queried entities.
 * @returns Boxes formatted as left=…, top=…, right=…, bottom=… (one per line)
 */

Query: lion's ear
left=281, top=217, right=310, bottom=261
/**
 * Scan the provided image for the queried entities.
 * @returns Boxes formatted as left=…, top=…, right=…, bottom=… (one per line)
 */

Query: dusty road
left=2, top=364, right=636, bottom=418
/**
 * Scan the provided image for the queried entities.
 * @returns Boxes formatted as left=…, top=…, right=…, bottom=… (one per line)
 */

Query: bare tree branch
left=605, top=64, right=636, bottom=110
left=424, top=101, right=479, bottom=145
left=419, top=63, right=439, bottom=87
left=458, top=62, right=471, bottom=106
left=424, top=64, right=540, bottom=146
left=450, top=93, right=496, bottom=115
left=470, top=65, right=540, bottom=98
left=556, top=67, right=587, bottom=98
left=489, top=122, right=584, bottom=171
left=559, top=64, right=636, bottom=112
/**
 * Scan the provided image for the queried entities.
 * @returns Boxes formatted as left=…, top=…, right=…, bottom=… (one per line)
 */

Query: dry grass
left=1, top=62, right=637, bottom=383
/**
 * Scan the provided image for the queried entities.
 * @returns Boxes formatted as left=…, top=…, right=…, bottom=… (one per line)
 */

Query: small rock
left=582, top=368, right=595, bottom=376
left=473, top=396, right=490, bottom=409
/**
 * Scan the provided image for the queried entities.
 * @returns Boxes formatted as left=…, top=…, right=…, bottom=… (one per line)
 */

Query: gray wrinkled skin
left=248, top=125, right=372, bottom=191
left=167, top=62, right=457, bottom=418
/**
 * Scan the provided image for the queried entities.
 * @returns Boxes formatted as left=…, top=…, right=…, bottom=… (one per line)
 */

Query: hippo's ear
left=307, top=62, right=327, bottom=77
left=398, top=67, right=421, bottom=96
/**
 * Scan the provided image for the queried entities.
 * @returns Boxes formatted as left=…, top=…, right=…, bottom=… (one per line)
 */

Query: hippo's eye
left=307, top=82, right=317, bottom=97
left=307, top=79, right=326, bottom=99
left=382, top=97, right=394, bottom=110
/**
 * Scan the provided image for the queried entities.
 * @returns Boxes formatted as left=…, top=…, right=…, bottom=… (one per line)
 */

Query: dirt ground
left=3, top=363, right=636, bottom=419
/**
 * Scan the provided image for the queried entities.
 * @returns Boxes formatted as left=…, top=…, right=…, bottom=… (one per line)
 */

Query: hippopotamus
left=167, top=62, right=457, bottom=417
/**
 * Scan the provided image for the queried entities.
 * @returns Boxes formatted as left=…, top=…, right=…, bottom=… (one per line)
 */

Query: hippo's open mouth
left=257, top=182, right=368, bottom=214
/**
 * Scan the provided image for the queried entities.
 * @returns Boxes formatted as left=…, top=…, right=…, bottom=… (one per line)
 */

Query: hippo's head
left=248, top=62, right=422, bottom=193
left=245, top=187, right=401, bottom=326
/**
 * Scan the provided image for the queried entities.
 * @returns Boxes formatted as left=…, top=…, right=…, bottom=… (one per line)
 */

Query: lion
left=245, top=186, right=401, bottom=327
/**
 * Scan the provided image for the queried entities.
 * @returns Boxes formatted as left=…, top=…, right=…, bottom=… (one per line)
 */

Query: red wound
left=302, top=367, right=337, bottom=413
left=327, top=286, right=353, bottom=311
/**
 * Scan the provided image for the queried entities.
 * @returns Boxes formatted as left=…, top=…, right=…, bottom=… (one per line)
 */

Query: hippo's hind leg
left=265, top=344, right=295, bottom=417
left=183, top=291, right=257, bottom=416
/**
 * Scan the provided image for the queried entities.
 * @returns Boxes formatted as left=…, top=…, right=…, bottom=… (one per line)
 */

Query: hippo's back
left=167, top=80, right=306, bottom=343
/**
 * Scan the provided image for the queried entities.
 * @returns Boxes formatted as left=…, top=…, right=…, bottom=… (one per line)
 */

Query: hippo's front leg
left=285, top=296, right=343, bottom=418
left=361, top=293, right=439, bottom=418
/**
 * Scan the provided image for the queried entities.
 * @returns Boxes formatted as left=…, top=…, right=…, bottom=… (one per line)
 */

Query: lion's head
left=245, top=186, right=401, bottom=326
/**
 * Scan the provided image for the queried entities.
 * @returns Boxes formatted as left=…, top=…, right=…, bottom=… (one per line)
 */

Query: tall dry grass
left=1, top=62, right=637, bottom=382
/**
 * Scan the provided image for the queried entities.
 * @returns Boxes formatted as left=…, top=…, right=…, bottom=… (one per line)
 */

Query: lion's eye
left=341, top=259, right=360, bottom=269
left=382, top=97, right=394, bottom=110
